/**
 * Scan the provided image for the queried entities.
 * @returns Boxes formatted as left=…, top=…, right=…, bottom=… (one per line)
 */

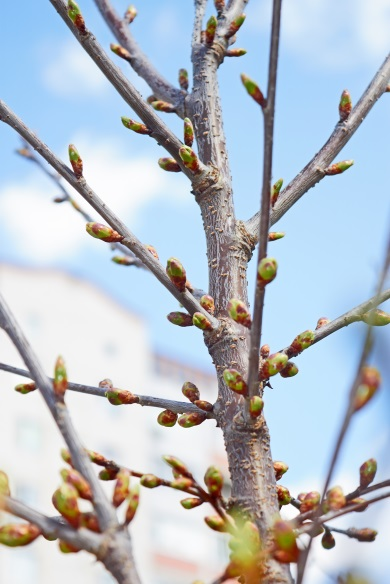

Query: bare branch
left=247, top=0, right=283, bottom=401
left=0, top=100, right=219, bottom=329
left=93, top=0, right=185, bottom=116
left=245, top=53, right=390, bottom=240
left=0, top=362, right=216, bottom=418
left=192, top=0, right=207, bottom=46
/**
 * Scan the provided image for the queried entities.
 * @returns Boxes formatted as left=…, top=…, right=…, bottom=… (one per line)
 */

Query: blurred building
left=0, top=264, right=228, bottom=584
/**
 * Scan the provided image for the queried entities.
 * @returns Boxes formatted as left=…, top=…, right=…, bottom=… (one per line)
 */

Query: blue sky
left=1, top=1, right=390, bottom=581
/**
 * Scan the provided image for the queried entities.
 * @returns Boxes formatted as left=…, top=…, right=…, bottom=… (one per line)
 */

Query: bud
left=227, top=298, right=252, bottom=328
left=324, top=160, right=354, bottom=175
left=361, top=308, right=390, bottom=326
left=60, top=468, right=92, bottom=501
left=271, top=178, right=283, bottom=207
left=249, top=396, right=264, bottom=418
left=15, top=382, right=36, bottom=394
left=125, top=484, right=140, bottom=524
left=359, top=458, right=377, bottom=489
left=288, top=330, right=315, bottom=356
left=257, top=257, right=278, bottom=286
left=180, top=497, right=203, bottom=509
left=204, top=515, right=228, bottom=533
left=124, top=5, right=137, bottom=24
left=321, top=530, right=336, bottom=549
left=178, top=412, right=207, bottom=428
left=353, top=366, right=381, bottom=411
left=316, top=316, right=330, bottom=329
left=54, top=355, right=67, bottom=399
left=279, top=361, right=299, bottom=378
left=140, top=474, right=163, bottom=488
left=194, top=399, right=213, bottom=412
left=67, top=0, right=86, bottom=35
left=80, top=512, right=100, bottom=532
left=226, top=48, right=247, bottom=57
left=268, top=231, right=285, bottom=241
left=179, top=146, right=201, bottom=173
left=52, top=483, right=81, bottom=528
left=113, top=469, right=131, bottom=508
left=99, top=467, right=119, bottom=481
left=178, top=68, right=189, bottom=90
left=157, top=409, right=178, bottom=427
left=87, top=449, right=109, bottom=466
left=121, top=116, right=151, bottom=135
left=205, top=15, right=217, bottom=45
left=204, top=466, right=224, bottom=497
left=227, top=14, right=246, bottom=38
left=151, top=100, right=175, bottom=113
left=170, top=477, right=194, bottom=491
left=166, top=257, right=187, bottom=292
left=276, top=485, right=291, bottom=506
left=259, top=352, right=288, bottom=379
left=348, top=497, right=368, bottom=512
left=158, top=157, right=182, bottom=172
left=348, top=528, right=377, bottom=542
left=324, top=486, right=346, bottom=512
left=59, top=540, right=80, bottom=553
left=0, top=471, right=10, bottom=496
left=223, top=369, right=248, bottom=395
left=273, top=461, right=288, bottom=481
left=105, top=388, right=139, bottom=406
left=272, top=520, right=299, bottom=563
left=183, top=117, right=194, bottom=147
left=0, top=523, right=41, bottom=547
left=300, top=491, right=321, bottom=513
left=110, top=44, right=131, bottom=61
left=240, top=74, right=266, bottom=107
left=192, top=312, right=213, bottom=330
left=86, top=222, right=123, bottom=243
left=61, top=449, right=73, bottom=465
left=200, top=295, right=215, bottom=314
left=145, top=244, right=159, bottom=260
left=339, top=90, right=352, bottom=121
left=112, top=255, right=133, bottom=266
left=147, top=95, right=157, bottom=104
left=214, top=0, right=225, bottom=13
left=260, top=344, right=270, bottom=358
left=162, top=455, right=190, bottom=476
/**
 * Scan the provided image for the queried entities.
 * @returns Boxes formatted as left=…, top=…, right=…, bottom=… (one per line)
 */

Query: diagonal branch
left=0, top=100, right=219, bottom=329
left=93, top=0, right=185, bottom=116
left=245, top=52, right=390, bottom=240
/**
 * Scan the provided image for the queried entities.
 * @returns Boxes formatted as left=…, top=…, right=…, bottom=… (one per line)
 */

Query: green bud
left=359, top=458, right=377, bottom=489
left=105, top=388, right=139, bottom=406
left=226, top=48, right=247, bottom=57
left=227, top=14, right=246, bottom=38
left=339, top=89, right=352, bottom=121
left=86, top=222, right=124, bottom=243
left=183, top=118, right=194, bottom=147
left=321, top=530, right=336, bottom=549
left=113, top=469, right=131, bottom=508
left=140, top=474, right=163, bottom=488
left=204, top=515, right=228, bottom=532
left=227, top=298, right=252, bottom=328
left=54, top=355, right=67, bottom=399
left=259, top=352, right=288, bottom=379
left=178, top=412, right=207, bottom=428
left=279, top=361, right=299, bottom=378
left=125, top=484, right=140, bottom=524
left=182, top=382, right=200, bottom=403
left=249, top=395, right=264, bottom=418
left=273, top=461, right=288, bottom=481
left=158, top=157, right=182, bottom=172
left=67, top=1, right=86, bottom=34
left=178, top=68, right=189, bottom=91
left=223, top=368, right=248, bottom=395
left=257, top=257, right=278, bottom=286
left=272, top=520, right=299, bottom=563
left=204, top=466, right=224, bottom=497
left=200, top=295, right=215, bottom=314
left=166, top=257, right=187, bottom=292
left=180, top=497, right=203, bottom=509
left=192, top=312, right=213, bottom=330
left=361, top=308, right=390, bottom=326
left=268, top=231, right=285, bottom=241
left=288, top=330, right=315, bottom=356
left=353, top=366, right=381, bottom=412
left=0, top=524, right=41, bottom=547
left=193, top=399, right=213, bottom=412
left=68, top=144, right=83, bottom=178
left=110, top=44, right=131, bottom=61
left=276, top=484, right=291, bottom=506
left=52, top=483, right=81, bottom=528
left=205, top=15, right=217, bottom=45
left=240, top=73, right=266, bottom=107
left=316, top=316, right=330, bottom=329
left=112, top=255, right=133, bottom=266
left=151, top=100, right=176, bottom=113
left=121, top=116, right=151, bottom=135
left=170, top=477, right=194, bottom=490
left=299, top=491, right=320, bottom=513
left=157, top=410, right=178, bottom=427
left=99, top=467, right=119, bottom=480
left=179, top=146, right=201, bottom=173
left=15, top=382, right=36, bottom=394
left=271, top=179, right=283, bottom=207
left=60, top=468, right=92, bottom=501
left=0, top=471, right=10, bottom=496
left=124, top=5, right=137, bottom=24
left=324, top=159, right=354, bottom=175
left=162, top=455, right=190, bottom=476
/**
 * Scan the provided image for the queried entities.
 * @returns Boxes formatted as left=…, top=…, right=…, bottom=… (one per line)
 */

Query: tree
left=0, top=1, right=389, bottom=583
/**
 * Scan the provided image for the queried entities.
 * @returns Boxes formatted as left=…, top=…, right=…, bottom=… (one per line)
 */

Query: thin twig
left=247, top=0, right=282, bottom=401
left=0, top=362, right=216, bottom=418
left=346, top=479, right=390, bottom=501
left=245, top=53, right=390, bottom=239
left=0, top=100, right=219, bottom=329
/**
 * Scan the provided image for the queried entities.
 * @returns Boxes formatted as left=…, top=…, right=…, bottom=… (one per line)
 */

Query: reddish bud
left=80, top=512, right=100, bottom=532
left=151, top=100, right=176, bottom=113
left=339, top=90, right=352, bottom=121
left=157, top=410, right=178, bottom=427
left=0, top=523, right=41, bottom=547
left=0, top=471, right=10, bottom=496
left=205, top=15, right=217, bottom=45
left=183, top=117, right=194, bottom=147
left=178, top=68, right=189, bottom=90
left=105, top=388, right=139, bottom=406
left=15, top=382, right=36, bottom=394
left=54, top=355, right=67, bottom=399
left=226, top=48, right=247, bottom=57
left=279, top=361, right=299, bottom=378
left=158, top=157, right=182, bottom=172
left=257, top=257, right=278, bottom=286
left=223, top=368, right=248, bottom=395
left=359, top=458, right=377, bottom=489
left=348, top=528, right=377, bottom=542
left=199, top=295, right=215, bottom=314
left=260, top=344, right=270, bottom=358
left=140, top=474, right=163, bottom=489
left=353, top=366, right=381, bottom=411
left=67, top=1, right=86, bottom=35
left=272, top=520, right=299, bottom=563
left=323, top=486, right=346, bottom=512
left=52, top=483, right=80, bottom=528
left=227, top=298, right=252, bottom=328
left=300, top=491, right=321, bottom=513
left=316, top=316, right=330, bottom=329
left=227, top=14, right=246, bottom=38
left=259, top=352, right=288, bottom=379
left=145, top=244, right=159, bottom=260
left=68, top=144, right=83, bottom=178
left=249, top=396, right=264, bottom=418
left=268, top=231, right=285, bottom=241
left=204, top=466, right=224, bottom=497
left=194, top=399, right=213, bottom=412
left=124, top=5, right=137, bottom=24
left=113, top=469, right=131, bottom=508
left=361, top=308, right=390, bottom=326
left=110, top=44, right=131, bottom=61
left=166, top=257, right=187, bottom=292
left=99, top=467, right=119, bottom=481
left=273, top=461, right=289, bottom=481
left=87, top=449, right=109, bottom=466
left=167, top=311, right=193, bottom=326
left=241, top=74, right=266, bottom=107
left=271, top=179, right=283, bottom=207
left=205, top=515, right=228, bottom=533
left=178, top=412, right=207, bottom=428
left=121, top=116, right=151, bottom=135
left=60, top=468, right=92, bottom=501
left=182, top=381, right=200, bottom=403
left=179, top=146, right=201, bottom=173
left=192, top=312, right=213, bottom=331
left=324, top=160, right=354, bottom=175
left=59, top=540, right=80, bottom=553
left=180, top=497, right=203, bottom=509
left=86, top=222, right=123, bottom=243
left=276, top=485, right=291, bottom=506
left=321, top=530, right=336, bottom=549
left=125, top=484, right=140, bottom=524
left=288, top=330, right=315, bottom=356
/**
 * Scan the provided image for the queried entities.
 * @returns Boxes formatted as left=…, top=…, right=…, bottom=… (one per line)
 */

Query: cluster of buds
left=339, top=89, right=352, bottom=121
left=227, top=298, right=252, bottom=328
left=324, top=160, right=354, bottom=175
left=259, top=352, right=288, bottom=380
left=361, top=308, right=390, bottom=326
left=166, top=257, right=187, bottom=292
left=241, top=74, right=266, bottom=107
left=271, top=179, right=283, bottom=207
left=68, top=144, right=83, bottom=178
left=257, top=257, right=278, bottom=287
left=86, top=222, right=124, bottom=243
left=67, top=0, right=86, bottom=35
left=287, top=330, right=315, bottom=357
left=158, top=157, right=181, bottom=172
left=110, top=44, right=131, bottom=61
left=121, top=116, right=151, bottom=135
left=353, top=366, right=381, bottom=411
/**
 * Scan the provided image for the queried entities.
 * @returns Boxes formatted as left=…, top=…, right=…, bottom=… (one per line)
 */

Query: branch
left=93, top=0, right=185, bottom=116
left=192, top=0, right=207, bottom=46
left=247, top=0, right=282, bottom=401
left=0, top=100, right=219, bottom=329
left=0, top=362, right=216, bottom=418
left=245, top=52, right=390, bottom=239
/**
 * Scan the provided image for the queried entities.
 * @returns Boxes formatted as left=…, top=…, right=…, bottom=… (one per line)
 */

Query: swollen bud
left=223, top=369, right=248, bottom=395
left=0, top=524, right=41, bottom=547
left=323, top=486, right=346, bottom=512
left=259, top=353, right=288, bottom=379
left=316, top=316, right=330, bottom=329
left=124, top=5, right=137, bottom=24
left=60, top=468, right=92, bottom=501
left=59, top=540, right=80, bottom=553
left=158, top=157, right=182, bottom=172
left=121, top=117, right=151, bottom=135
left=348, top=528, right=377, bottom=542
left=361, top=309, right=390, bottom=326
left=180, top=497, right=203, bottom=509
left=227, top=14, right=246, bottom=38
left=204, top=515, right=228, bottom=533
left=0, top=471, right=10, bottom=496
left=260, top=344, right=270, bottom=358
left=67, top=1, right=86, bottom=35
left=162, top=455, right=190, bottom=476
left=276, top=485, right=291, bottom=506
left=99, top=468, right=119, bottom=481
left=271, top=179, right=283, bottom=207
left=257, top=257, right=278, bottom=286
left=105, top=388, right=139, bottom=406
left=227, top=298, right=252, bottom=328
left=86, top=222, right=123, bottom=243
left=125, top=484, right=140, bottom=524
left=140, top=474, right=163, bottom=489
left=272, top=520, right=299, bottom=563
left=249, top=396, right=264, bottom=418
left=359, top=458, right=377, bottom=489
left=226, top=48, right=247, bottom=57
left=194, top=400, right=213, bottom=412
left=353, top=366, right=381, bottom=412
left=339, top=90, right=352, bottom=121
left=321, top=530, right=336, bottom=549
left=167, top=311, right=193, bottom=327
left=268, top=232, right=285, bottom=241
left=279, top=361, right=299, bottom=378
left=80, top=512, right=100, bottom=532
left=52, top=483, right=81, bottom=528
left=299, top=491, right=320, bottom=513
left=192, top=312, right=213, bottom=330
left=179, top=146, right=201, bottom=173
left=157, top=410, right=178, bottom=427
left=68, top=144, right=83, bottom=178
left=113, top=469, right=131, bottom=508
left=170, top=477, right=194, bottom=491
left=182, top=381, right=200, bottom=403
left=205, top=15, right=217, bottom=45
left=15, top=382, right=36, bottom=395
left=54, top=356, right=67, bottom=399
left=183, top=118, right=194, bottom=147
left=166, top=257, right=187, bottom=292
left=240, top=74, right=266, bottom=107
left=204, top=466, right=224, bottom=497
left=110, top=44, right=131, bottom=61
left=324, top=160, right=354, bottom=175
left=178, top=68, right=189, bottom=91
left=200, top=295, right=215, bottom=315
left=87, top=449, right=109, bottom=466
left=151, top=100, right=176, bottom=113
left=288, top=330, right=315, bottom=356
left=178, top=412, right=207, bottom=428
left=273, top=461, right=288, bottom=481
